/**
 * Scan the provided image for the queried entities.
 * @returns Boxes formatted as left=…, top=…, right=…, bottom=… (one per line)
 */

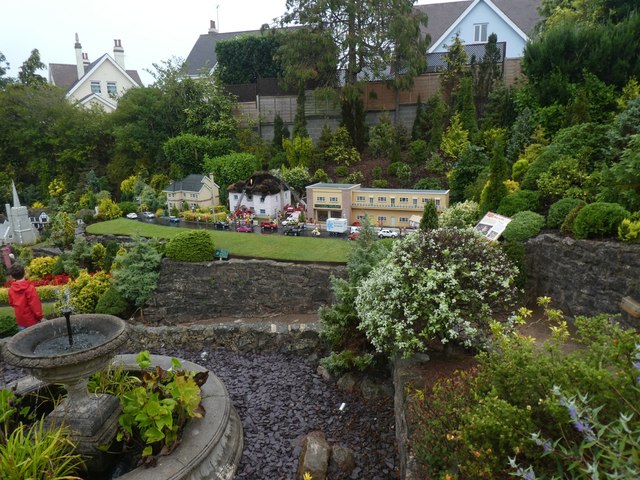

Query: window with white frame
left=329, top=196, right=338, bottom=202
left=107, top=81, right=117, bottom=96
left=399, top=197, right=408, bottom=203
left=90, top=81, right=101, bottom=94
left=435, top=198, right=441, bottom=207
left=356, top=195, right=365, bottom=202
left=413, top=198, right=418, bottom=206
left=377, top=196, right=386, bottom=202
left=399, top=217, right=409, bottom=222
left=233, top=194, right=238, bottom=200
left=474, top=23, right=488, bottom=42
left=259, top=209, right=266, bottom=214
left=260, top=198, right=265, bottom=203
left=317, top=196, right=325, bottom=202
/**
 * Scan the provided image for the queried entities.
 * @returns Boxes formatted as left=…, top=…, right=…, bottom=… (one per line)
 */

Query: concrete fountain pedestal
left=2, top=315, right=243, bottom=479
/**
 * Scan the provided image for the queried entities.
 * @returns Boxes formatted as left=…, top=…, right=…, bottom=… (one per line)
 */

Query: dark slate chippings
left=1, top=349, right=398, bottom=480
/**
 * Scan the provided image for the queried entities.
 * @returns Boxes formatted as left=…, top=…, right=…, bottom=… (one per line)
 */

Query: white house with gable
left=48, top=35, right=143, bottom=112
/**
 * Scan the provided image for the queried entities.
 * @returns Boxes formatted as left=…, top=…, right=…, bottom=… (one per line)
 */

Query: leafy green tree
left=282, top=0, right=427, bottom=145
left=49, top=212, right=76, bottom=249
left=293, top=88, right=308, bottom=138
left=441, top=34, right=468, bottom=108
left=440, top=113, right=470, bottom=167
left=17, top=49, right=46, bottom=87
left=420, top=200, right=439, bottom=230
left=455, top=76, right=478, bottom=140
left=203, top=152, right=260, bottom=203
left=473, top=33, right=502, bottom=117
left=113, top=238, right=162, bottom=309
left=96, top=198, right=123, bottom=221
left=479, top=138, right=509, bottom=215
left=0, top=51, right=13, bottom=88
left=369, top=113, right=395, bottom=158
left=280, top=165, right=312, bottom=196
left=326, top=127, right=360, bottom=166
left=282, top=135, right=313, bottom=167
left=272, top=113, right=289, bottom=152
left=597, top=134, right=640, bottom=211
left=449, top=145, right=489, bottom=203
left=162, top=134, right=233, bottom=178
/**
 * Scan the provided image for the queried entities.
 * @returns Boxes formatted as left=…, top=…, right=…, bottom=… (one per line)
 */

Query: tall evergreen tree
left=420, top=200, right=439, bottom=230
left=441, top=34, right=468, bottom=109
left=455, top=76, right=479, bottom=140
left=474, top=33, right=503, bottom=117
left=479, top=138, right=509, bottom=215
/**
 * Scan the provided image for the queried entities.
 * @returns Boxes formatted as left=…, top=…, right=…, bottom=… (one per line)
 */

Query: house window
left=435, top=199, right=441, bottom=207
left=107, top=81, right=117, bottom=96
left=260, top=209, right=266, bottom=214
left=233, top=194, right=238, bottom=200
left=329, top=196, right=338, bottom=203
left=390, top=198, right=395, bottom=206
left=474, top=23, right=488, bottom=42
left=399, top=217, right=409, bottom=222
left=377, top=197, right=386, bottom=203
left=91, top=81, right=101, bottom=94
left=317, top=196, right=325, bottom=202
left=356, top=195, right=365, bottom=202
left=369, top=197, right=374, bottom=204
left=399, top=197, right=408, bottom=203
left=377, top=216, right=386, bottom=222
left=356, top=215, right=365, bottom=221
left=412, top=198, right=418, bottom=206
left=260, top=198, right=265, bottom=203
left=422, top=198, right=430, bottom=203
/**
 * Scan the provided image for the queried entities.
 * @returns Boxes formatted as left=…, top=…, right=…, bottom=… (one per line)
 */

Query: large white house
left=48, top=34, right=143, bottom=112
left=228, top=173, right=292, bottom=217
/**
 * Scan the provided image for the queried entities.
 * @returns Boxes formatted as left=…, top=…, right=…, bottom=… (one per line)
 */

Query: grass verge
left=87, top=218, right=350, bottom=263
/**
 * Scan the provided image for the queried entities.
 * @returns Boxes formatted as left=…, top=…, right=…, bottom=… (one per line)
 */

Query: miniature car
left=348, top=232, right=360, bottom=241
left=260, top=221, right=278, bottom=231
left=125, top=212, right=138, bottom=219
left=283, top=226, right=305, bottom=236
left=168, top=216, right=180, bottom=223
left=378, top=228, right=399, bottom=238
left=236, top=225, right=253, bottom=233
left=142, top=211, right=155, bottom=219
left=213, top=221, right=230, bottom=230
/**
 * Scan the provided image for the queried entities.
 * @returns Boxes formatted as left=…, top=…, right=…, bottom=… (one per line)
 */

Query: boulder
left=328, top=444, right=356, bottom=478
left=297, top=431, right=330, bottom=480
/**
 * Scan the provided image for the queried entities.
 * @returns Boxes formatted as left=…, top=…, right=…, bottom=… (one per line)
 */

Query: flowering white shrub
left=438, top=200, right=480, bottom=229
left=355, top=228, right=520, bottom=356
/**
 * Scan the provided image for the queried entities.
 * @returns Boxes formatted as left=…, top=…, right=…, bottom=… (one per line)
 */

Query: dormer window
left=474, top=23, right=488, bottom=42
left=107, top=81, right=117, bottom=97
left=91, top=81, right=101, bottom=94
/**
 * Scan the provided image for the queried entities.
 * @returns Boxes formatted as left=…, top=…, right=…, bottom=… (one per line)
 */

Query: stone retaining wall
left=524, top=234, right=640, bottom=326
left=125, top=321, right=326, bottom=357
left=143, top=259, right=345, bottom=325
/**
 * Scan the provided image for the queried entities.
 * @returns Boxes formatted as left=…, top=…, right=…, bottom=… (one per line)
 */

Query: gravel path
left=1, top=348, right=398, bottom=479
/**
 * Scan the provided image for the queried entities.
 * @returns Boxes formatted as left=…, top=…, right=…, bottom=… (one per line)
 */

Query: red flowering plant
left=3, top=274, right=70, bottom=288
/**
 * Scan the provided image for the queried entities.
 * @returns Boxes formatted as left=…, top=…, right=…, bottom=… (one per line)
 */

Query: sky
left=1, top=0, right=466, bottom=86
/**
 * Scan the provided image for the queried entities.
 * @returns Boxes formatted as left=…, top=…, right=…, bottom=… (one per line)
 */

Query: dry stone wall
left=143, top=259, right=345, bottom=325
left=524, top=234, right=640, bottom=326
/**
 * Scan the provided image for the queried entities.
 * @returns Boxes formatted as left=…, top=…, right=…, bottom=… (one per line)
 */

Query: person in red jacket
left=8, top=263, right=43, bottom=329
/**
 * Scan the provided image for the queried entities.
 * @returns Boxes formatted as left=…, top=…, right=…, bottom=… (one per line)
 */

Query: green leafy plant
left=546, top=198, right=585, bottom=229
left=112, top=237, right=163, bottom=310
left=319, top=350, right=374, bottom=376
left=53, top=270, right=111, bottom=314
left=26, top=256, right=58, bottom=280
left=116, top=351, right=208, bottom=461
left=497, top=190, right=541, bottom=217
left=0, top=314, right=18, bottom=338
left=619, top=217, right=640, bottom=243
left=438, top=200, right=480, bottom=229
left=572, top=202, right=630, bottom=239
left=165, top=230, right=215, bottom=262
left=502, top=211, right=545, bottom=242
left=560, top=203, right=585, bottom=234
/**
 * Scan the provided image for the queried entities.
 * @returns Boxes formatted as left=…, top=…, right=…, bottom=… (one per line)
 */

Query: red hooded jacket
left=8, top=280, right=43, bottom=328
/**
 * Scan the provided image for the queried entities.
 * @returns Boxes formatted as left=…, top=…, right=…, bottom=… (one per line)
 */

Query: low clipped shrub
left=334, top=165, right=349, bottom=178
left=165, top=230, right=215, bottom=262
left=409, top=139, right=428, bottom=164
left=561, top=203, right=585, bottom=234
left=618, top=217, right=640, bottom=243
left=413, top=177, right=443, bottom=190
left=26, top=256, right=58, bottom=280
left=547, top=198, right=585, bottom=229
left=502, top=211, right=545, bottom=242
left=95, top=284, right=131, bottom=317
left=387, top=161, right=405, bottom=176
left=371, top=179, right=389, bottom=188
left=572, top=202, right=630, bottom=239
left=319, top=350, right=374, bottom=376
left=496, top=190, right=541, bottom=217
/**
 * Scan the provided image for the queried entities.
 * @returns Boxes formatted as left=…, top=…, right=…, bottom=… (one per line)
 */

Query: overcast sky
left=1, top=0, right=465, bottom=86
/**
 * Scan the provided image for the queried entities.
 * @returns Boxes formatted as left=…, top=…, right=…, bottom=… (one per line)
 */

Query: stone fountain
left=1, top=312, right=243, bottom=479
left=2, top=313, right=128, bottom=471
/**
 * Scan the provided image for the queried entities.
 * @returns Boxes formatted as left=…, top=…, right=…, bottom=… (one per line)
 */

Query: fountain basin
left=3, top=314, right=128, bottom=385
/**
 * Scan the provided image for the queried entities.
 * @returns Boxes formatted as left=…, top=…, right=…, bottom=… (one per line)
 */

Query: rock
left=297, top=431, right=330, bottom=480
left=336, top=373, right=357, bottom=393
left=329, top=445, right=356, bottom=478
left=317, top=364, right=333, bottom=382
left=359, top=377, right=393, bottom=401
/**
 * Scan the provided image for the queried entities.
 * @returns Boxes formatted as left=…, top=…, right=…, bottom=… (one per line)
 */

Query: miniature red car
left=260, top=221, right=278, bottom=231
left=236, top=225, right=253, bottom=233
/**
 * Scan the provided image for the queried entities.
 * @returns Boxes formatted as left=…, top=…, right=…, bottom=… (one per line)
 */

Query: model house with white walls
left=48, top=34, right=143, bottom=112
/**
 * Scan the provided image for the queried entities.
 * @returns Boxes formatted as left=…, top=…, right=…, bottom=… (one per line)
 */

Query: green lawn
left=87, top=218, right=350, bottom=263
left=0, top=303, right=58, bottom=320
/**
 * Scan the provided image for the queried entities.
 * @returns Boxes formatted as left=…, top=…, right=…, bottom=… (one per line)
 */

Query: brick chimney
left=74, top=33, right=84, bottom=79
left=208, top=20, right=218, bottom=34
left=113, top=39, right=125, bottom=69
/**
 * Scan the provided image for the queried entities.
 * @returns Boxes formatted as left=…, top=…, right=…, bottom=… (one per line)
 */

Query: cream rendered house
left=48, top=35, right=142, bottom=112
left=164, top=174, right=221, bottom=213
left=305, top=183, right=449, bottom=228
